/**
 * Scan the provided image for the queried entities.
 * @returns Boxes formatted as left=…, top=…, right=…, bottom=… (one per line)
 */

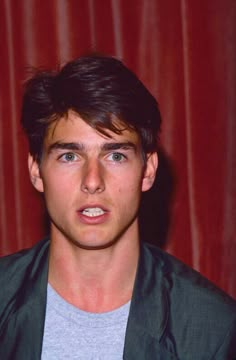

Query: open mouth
left=81, top=207, right=106, bottom=217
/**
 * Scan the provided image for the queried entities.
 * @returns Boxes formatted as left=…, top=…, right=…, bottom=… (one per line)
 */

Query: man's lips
left=77, top=205, right=109, bottom=225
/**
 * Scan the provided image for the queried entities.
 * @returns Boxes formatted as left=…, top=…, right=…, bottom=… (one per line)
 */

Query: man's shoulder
left=142, top=242, right=236, bottom=316
left=130, top=243, right=236, bottom=359
left=0, top=237, right=50, bottom=264
left=135, top=243, right=236, bottom=358
left=0, top=238, right=50, bottom=287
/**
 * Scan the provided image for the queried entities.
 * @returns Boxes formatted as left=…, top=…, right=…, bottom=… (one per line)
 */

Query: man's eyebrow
left=47, top=141, right=137, bottom=153
left=101, top=142, right=137, bottom=152
left=47, top=142, right=84, bottom=153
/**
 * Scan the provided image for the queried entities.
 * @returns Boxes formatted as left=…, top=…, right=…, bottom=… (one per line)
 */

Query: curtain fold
left=0, top=0, right=235, bottom=298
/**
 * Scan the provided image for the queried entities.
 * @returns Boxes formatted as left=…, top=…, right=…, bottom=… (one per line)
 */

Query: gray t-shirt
left=41, top=284, right=131, bottom=360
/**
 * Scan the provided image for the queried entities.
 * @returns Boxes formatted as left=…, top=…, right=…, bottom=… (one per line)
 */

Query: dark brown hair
left=21, top=54, right=161, bottom=161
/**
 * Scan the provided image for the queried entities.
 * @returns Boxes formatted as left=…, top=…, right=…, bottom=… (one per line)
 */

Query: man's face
left=29, top=110, right=157, bottom=250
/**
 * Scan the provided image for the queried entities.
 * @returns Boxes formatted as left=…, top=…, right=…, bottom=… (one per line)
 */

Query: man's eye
left=59, top=153, right=78, bottom=162
left=108, top=152, right=126, bottom=162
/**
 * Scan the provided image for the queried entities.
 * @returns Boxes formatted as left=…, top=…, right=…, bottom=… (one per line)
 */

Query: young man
left=0, top=55, right=236, bottom=359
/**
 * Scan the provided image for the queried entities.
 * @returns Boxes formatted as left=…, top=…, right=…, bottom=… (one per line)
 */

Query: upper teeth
left=82, top=208, right=105, bottom=217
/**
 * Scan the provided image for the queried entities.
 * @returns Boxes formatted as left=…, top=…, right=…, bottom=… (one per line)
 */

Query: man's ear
left=28, top=154, right=44, bottom=193
left=142, top=152, right=158, bottom=192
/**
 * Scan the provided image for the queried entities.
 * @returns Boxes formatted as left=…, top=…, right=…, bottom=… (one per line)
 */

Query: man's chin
left=70, top=237, right=118, bottom=251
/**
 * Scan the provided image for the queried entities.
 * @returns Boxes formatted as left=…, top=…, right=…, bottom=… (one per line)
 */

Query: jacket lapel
left=0, top=239, right=49, bottom=360
left=123, top=243, right=179, bottom=359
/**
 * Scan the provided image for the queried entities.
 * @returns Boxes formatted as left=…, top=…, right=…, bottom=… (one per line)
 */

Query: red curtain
left=0, top=0, right=236, bottom=298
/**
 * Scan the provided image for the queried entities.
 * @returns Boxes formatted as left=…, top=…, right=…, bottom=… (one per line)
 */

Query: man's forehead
left=44, top=111, right=140, bottom=145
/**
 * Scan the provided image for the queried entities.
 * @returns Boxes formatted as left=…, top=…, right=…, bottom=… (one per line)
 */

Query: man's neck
left=48, top=235, right=140, bottom=313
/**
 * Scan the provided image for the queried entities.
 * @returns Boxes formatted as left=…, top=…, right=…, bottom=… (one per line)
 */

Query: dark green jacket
left=0, top=238, right=236, bottom=359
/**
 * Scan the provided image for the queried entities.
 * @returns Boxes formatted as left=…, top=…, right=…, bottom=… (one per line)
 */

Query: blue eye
left=109, top=152, right=126, bottom=162
left=60, top=153, right=77, bottom=162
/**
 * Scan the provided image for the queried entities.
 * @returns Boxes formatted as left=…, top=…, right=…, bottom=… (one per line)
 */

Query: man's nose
left=81, top=159, right=105, bottom=194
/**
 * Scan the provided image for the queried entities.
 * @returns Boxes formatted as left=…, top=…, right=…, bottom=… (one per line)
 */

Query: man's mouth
left=81, top=207, right=106, bottom=217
